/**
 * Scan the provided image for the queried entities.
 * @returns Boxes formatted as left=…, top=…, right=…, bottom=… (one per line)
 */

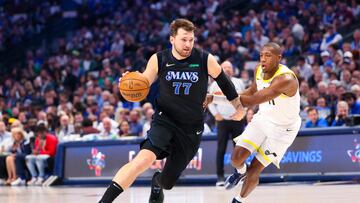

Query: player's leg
left=216, top=120, right=230, bottom=186
left=232, top=126, right=295, bottom=202
left=224, top=146, right=250, bottom=190
left=233, top=157, right=265, bottom=202
left=99, top=149, right=157, bottom=203
left=150, top=126, right=202, bottom=203
left=225, top=117, right=265, bottom=190
left=113, top=149, right=157, bottom=189
left=100, top=111, right=174, bottom=203
left=149, top=144, right=190, bottom=203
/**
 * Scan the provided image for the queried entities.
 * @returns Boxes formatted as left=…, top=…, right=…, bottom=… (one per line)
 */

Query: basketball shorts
left=233, top=114, right=301, bottom=168
left=140, top=110, right=203, bottom=160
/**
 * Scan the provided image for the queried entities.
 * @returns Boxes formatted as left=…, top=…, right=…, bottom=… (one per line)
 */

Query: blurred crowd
left=0, top=0, right=360, bottom=186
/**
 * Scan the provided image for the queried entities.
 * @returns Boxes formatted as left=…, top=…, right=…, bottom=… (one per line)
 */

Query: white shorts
left=233, top=114, right=301, bottom=168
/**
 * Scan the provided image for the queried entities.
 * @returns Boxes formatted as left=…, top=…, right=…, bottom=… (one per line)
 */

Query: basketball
left=119, top=72, right=150, bottom=102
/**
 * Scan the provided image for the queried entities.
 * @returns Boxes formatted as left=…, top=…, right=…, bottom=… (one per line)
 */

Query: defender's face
left=170, top=28, right=194, bottom=58
left=259, top=46, right=281, bottom=73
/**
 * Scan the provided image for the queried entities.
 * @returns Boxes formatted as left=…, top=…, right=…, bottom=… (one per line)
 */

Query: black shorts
left=140, top=110, right=203, bottom=160
left=140, top=110, right=204, bottom=188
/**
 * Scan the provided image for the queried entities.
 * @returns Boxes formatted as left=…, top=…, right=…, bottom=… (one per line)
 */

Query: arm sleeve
left=214, top=70, right=238, bottom=101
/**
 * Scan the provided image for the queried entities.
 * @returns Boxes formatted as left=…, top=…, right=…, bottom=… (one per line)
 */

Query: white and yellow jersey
left=255, top=64, right=301, bottom=126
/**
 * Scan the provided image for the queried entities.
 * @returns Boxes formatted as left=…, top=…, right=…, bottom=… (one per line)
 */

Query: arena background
left=0, top=0, right=360, bottom=202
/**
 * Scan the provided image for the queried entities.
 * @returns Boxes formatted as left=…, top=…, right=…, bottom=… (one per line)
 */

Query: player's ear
left=170, top=35, right=175, bottom=44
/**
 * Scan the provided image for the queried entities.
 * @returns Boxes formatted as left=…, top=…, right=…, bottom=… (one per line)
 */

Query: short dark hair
left=82, top=118, right=93, bottom=127
left=263, top=42, right=282, bottom=55
left=36, top=123, right=47, bottom=133
left=342, top=92, right=356, bottom=101
left=170, top=18, right=196, bottom=37
left=306, top=106, right=318, bottom=114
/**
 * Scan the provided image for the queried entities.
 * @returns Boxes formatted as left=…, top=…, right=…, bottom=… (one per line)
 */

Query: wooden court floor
left=0, top=183, right=359, bottom=203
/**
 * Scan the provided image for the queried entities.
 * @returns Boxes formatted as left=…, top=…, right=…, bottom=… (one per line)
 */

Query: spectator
left=25, top=124, right=58, bottom=186
left=320, top=24, right=343, bottom=51
left=142, top=108, right=154, bottom=138
left=8, top=128, right=31, bottom=186
left=118, top=120, right=132, bottom=137
left=331, top=101, right=350, bottom=126
left=350, top=28, right=360, bottom=51
left=305, top=107, right=329, bottom=128
left=128, top=109, right=143, bottom=136
left=245, top=108, right=255, bottom=125
left=98, top=117, right=118, bottom=138
left=316, top=97, right=331, bottom=120
left=296, top=56, right=312, bottom=80
left=342, top=92, right=360, bottom=115
left=56, top=114, right=75, bottom=142
left=351, top=84, right=360, bottom=102
left=81, top=118, right=100, bottom=136
left=0, top=121, right=12, bottom=185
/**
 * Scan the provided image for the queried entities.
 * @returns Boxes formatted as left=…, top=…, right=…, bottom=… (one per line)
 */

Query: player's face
left=259, top=46, right=281, bottom=73
left=170, top=28, right=194, bottom=58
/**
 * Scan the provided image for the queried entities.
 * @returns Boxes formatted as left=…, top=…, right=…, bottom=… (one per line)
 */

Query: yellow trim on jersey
left=261, top=67, right=282, bottom=83
left=255, top=65, right=261, bottom=80
left=279, top=93, right=288, bottom=99
left=242, top=139, right=271, bottom=163
left=258, top=64, right=297, bottom=83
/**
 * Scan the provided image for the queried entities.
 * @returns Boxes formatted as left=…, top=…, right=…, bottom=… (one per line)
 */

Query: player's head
left=260, top=42, right=282, bottom=73
left=221, top=60, right=234, bottom=77
left=170, top=18, right=196, bottom=58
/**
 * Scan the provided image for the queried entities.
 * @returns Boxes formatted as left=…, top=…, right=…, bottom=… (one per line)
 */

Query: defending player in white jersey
left=205, top=42, right=301, bottom=203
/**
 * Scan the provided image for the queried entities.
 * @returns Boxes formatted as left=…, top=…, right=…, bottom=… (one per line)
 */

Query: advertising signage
left=60, top=133, right=360, bottom=180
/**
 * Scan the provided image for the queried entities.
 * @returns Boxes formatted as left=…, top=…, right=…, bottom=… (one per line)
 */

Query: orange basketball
left=119, top=72, right=150, bottom=102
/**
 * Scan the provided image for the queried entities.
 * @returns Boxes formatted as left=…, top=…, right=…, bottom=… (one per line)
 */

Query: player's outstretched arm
left=207, top=54, right=238, bottom=103
left=240, top=73, right=298, bottom=107
left=207, top=54, right=245, bottom=118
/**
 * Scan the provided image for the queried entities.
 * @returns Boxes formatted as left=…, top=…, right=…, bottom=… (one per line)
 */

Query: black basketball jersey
left=155, top=48, right=209, bottom=124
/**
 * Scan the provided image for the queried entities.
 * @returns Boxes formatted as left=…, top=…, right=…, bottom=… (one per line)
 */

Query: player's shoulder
left=277, top=64, right=297, bottom=80
left=156, top=48, right=171, bottom=57
left=193, top=47, right=209, bottom=58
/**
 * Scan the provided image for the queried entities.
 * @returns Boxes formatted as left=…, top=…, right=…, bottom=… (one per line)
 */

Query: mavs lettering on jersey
left=165, top=71, right=199, bottom=82
left=155, top=48, right=208, bottom=124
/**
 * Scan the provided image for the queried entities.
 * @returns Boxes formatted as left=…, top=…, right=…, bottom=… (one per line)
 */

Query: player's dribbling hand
left=119, top=71, right=141, bottom=83
left=119, top=71, right=130, bottom=83
left=202, top=94, right=214, bottom=109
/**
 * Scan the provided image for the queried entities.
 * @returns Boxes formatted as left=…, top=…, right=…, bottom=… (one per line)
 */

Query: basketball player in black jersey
left=99, top=19, right=245, bottom=203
